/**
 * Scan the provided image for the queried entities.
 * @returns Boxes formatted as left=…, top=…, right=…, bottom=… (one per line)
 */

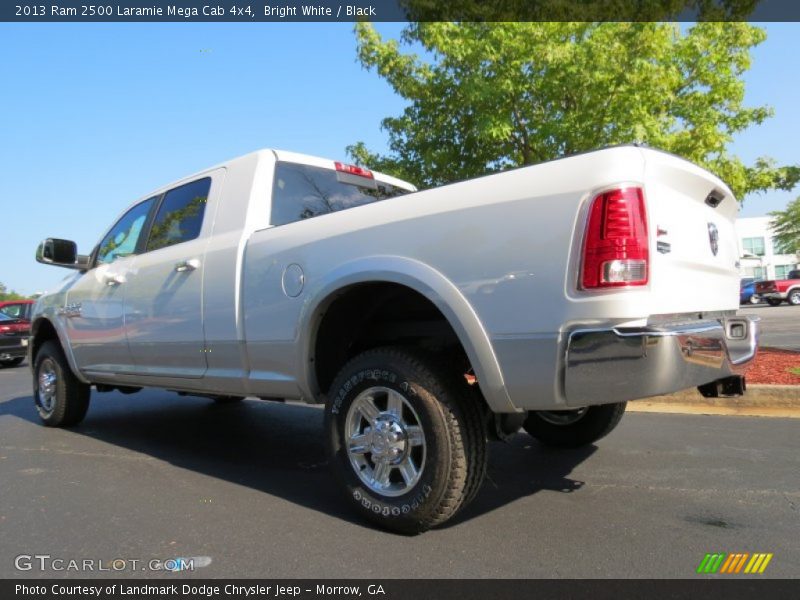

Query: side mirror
left=36, top=238, right=87, bottom=270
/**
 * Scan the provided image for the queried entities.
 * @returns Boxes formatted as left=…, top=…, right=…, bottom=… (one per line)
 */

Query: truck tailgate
left=643, top=150, right=740, bottom=315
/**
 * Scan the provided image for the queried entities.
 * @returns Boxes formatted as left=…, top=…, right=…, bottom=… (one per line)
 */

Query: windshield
left=0, top=303, right=30, bottom=320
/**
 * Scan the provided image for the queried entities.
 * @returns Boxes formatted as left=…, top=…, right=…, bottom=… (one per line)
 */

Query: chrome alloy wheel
left=536, top=407, right=589, bottom=426
left=36, top=358, right=58, bottom=415
left=344, top=386, right=426, bottom=497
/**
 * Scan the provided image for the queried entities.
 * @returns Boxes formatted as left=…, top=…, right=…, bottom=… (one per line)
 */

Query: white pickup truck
left=31, top=146, right=757, bottom=533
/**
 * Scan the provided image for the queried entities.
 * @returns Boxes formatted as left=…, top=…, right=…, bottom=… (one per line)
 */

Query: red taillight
left=334, top=161, right=374, bottom=179
left=581, top=187, right=649, bottom=289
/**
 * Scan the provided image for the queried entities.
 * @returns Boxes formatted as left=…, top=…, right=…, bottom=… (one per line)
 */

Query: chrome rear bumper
left=563, top=316, right=758, bottom=406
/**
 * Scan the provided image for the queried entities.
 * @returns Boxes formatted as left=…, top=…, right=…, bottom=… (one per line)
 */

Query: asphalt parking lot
left=1, top=364, right=798, bottom=579
left=739, top=303, right=800, bottom=351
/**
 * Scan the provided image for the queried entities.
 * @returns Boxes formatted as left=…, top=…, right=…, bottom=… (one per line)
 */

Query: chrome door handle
left=105, top=274, right=125, bottom=286
left=175, top=259, right=200, bottom=272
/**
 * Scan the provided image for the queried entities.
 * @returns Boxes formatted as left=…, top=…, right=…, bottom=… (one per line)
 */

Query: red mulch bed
left=744, top=347, right=800, bottom=385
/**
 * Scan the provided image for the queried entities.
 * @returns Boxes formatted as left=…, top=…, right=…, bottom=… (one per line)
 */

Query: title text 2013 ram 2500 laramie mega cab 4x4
left=31, top=146, right=757, bottom=533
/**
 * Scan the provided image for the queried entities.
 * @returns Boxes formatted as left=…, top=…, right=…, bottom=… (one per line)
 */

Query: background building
left=735, top=216, right=799, bottom=280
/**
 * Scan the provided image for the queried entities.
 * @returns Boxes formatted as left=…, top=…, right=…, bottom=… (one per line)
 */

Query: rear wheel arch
left=298, top=260, right=514, bottom=413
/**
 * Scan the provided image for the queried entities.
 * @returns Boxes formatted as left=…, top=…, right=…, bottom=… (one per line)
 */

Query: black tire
left=458, top=382, right=488, bottom=508
left=32, top=340, right=90, bottom=427
left=767, top=298, right=783, bottom=307
left=523, top=402, right=626, bottom=448
left=0, top=357, right=24, bottom=367
left=212, top=396, right=244, bottom=404
left=788, top=290, right=800, bottom=306
left=325, top=347, right=487, bottom=534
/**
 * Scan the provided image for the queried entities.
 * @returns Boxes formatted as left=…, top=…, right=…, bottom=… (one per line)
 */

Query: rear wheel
left=767, top=298, right=783, bottom=307
left=788, top=290, right=800, bottom=306
left=325, top=347, right=486, bottom=534
left=523, top=402, right=626, bottom=448
left=0, top=357, right=24, bottom=367
left=33, top=341, right=90, bottom=427
left=748, top=294, right=760, bottom=305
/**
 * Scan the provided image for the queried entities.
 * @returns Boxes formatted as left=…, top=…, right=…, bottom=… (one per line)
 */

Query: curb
left=626, top=385, right=800, bottom=418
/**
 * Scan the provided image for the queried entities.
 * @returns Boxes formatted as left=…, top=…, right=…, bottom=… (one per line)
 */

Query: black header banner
left=4, top=0, right=800, bottom=22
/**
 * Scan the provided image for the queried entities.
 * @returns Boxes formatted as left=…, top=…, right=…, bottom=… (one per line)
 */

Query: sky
left=1, top=22, right=799, bottom=295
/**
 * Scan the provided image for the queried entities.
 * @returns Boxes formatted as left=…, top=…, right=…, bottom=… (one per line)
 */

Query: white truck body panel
left=32, top=146, right=756, bottom=413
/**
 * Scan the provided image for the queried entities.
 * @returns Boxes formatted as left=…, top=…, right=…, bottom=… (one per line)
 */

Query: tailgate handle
left=705, top=189, right=724, bottom=208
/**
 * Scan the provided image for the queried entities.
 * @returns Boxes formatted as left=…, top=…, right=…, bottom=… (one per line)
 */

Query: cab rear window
left=270, top=162, right=409, bottom=226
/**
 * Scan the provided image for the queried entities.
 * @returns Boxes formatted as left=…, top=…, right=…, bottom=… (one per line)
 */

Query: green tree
left=0, top=282, right=28, bottom=302
left=348, top=22, right=799, bottom=199
left=770, top=197, right=800, bottom=256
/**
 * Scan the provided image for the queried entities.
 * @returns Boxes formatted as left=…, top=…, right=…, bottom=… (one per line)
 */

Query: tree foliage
left=348, top=22, right=799, bottom=199
left=770, top=197, right=800, bottom=256
left=0, top=282, right=29, bottom=302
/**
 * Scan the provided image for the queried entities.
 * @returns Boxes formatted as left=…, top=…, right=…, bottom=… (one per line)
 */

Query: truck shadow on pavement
left=1, top=390, right=595, bottom=532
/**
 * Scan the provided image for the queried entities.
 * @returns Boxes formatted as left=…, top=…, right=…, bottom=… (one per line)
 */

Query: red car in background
left=0, top=300, right=33, bottom=367
left=755, top=270, right=800, bottom=306
left=0, top=299, right=34, bottom=322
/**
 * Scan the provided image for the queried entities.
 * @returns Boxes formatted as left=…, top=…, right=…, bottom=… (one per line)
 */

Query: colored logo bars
left=697, top=553, right=773, bottom=574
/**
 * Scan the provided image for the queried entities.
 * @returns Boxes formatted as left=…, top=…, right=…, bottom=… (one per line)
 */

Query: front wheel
left=33, top=341, right=91, bottom=427
left=523, top=402, right=626, bottom=448
left=767, top=298, right=783, bottom=307
left=788, top=290, right=800, bottom=306
left=325, top=347, right=486, bottom=534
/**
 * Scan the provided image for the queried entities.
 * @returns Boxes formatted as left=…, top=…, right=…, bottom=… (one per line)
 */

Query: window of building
left=743, top=266, right=764, bottom=280
left=146, top=178, right=210, bottom=252
left=742, top=237, right=765, bottom=257
left=775, top=265, right=796, bottom=279
left=96, top=197, right=157, bottom=265
left=270, top=162, right=410, bottom=226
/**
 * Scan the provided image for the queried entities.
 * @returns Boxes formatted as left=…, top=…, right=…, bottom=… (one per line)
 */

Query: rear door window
left=146, top=178, right=211, bottom=252
left=271, top=162, right=409, bottom=226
